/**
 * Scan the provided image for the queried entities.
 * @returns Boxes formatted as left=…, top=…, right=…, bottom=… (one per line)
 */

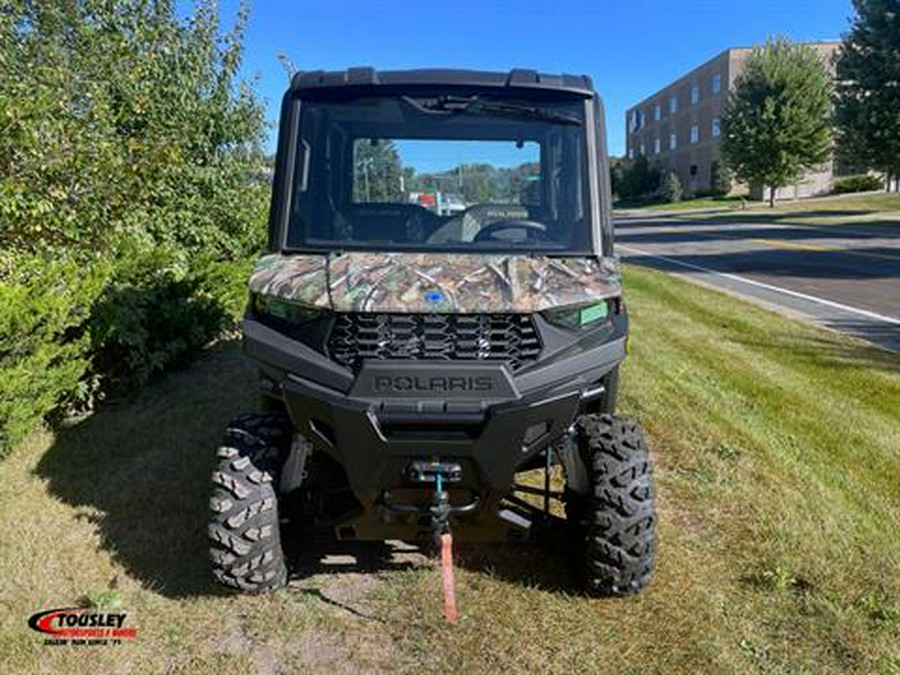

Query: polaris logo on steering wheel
left=374, top=375, right=493, bottom=392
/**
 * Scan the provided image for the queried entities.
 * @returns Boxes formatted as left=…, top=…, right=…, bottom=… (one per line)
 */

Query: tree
left=835, top=0, right=900, bottom=191
left=618, top=156, right=662, bottom=202
left=609, top=157, right=627, bottom=199
left=353, top=139, right=404, bottom=202
left=659, top=171, right=683, bottom=203
left=0, top=1, right=268, bottom=452
left=721, top=38, right=833, bottom=206
left=710, top=161, right=733, bottom=196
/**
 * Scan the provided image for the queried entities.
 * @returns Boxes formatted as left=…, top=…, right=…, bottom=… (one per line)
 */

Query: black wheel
left=208, top=412, right=292, bottom=593
left=566, top=413, right=656, bottom=596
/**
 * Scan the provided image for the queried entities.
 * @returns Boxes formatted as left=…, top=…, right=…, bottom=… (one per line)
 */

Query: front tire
left=566, top=413, right=656, bottom=596
left=208, top=413, right=291, bottom=593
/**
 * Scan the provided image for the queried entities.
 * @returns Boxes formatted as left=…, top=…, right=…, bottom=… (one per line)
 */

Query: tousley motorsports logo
left=28, top=607, right=137, bottom=646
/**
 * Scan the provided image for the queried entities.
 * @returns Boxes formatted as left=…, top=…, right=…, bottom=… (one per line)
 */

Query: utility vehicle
left=208, top=68, right=657, bottom=596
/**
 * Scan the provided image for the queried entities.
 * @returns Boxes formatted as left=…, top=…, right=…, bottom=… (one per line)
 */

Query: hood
left=249, top=252, right=621, bottom=313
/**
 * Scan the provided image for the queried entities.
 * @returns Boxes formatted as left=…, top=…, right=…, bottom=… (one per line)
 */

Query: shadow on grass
left=284, top=519, right=579, bottom=596
left=36, top=339, right=258, bottom=598
left=730, top=327, right=900, bottom=373
left=454, top=525, right=578, bottom=594
left=35, top=339, right=578, bottom=599
left=285, top=537, right=420, bottom=577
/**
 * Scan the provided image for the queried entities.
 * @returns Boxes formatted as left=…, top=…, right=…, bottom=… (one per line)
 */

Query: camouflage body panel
left=249, top=252, right=622, bottom=313
left=248, top=254, right=329, bottom=307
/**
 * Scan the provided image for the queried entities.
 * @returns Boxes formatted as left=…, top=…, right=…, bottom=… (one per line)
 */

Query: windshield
left=286, top=95, right=593, bottom=254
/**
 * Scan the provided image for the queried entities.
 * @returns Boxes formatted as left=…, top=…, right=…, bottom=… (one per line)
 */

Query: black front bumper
left=244, top=314, right=628, bottom=541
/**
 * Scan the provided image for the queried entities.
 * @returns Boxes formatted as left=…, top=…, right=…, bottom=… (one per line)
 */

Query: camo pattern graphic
left=248, top=254, right=329, bottom=307
left=249, top=252, right=621, bottom=313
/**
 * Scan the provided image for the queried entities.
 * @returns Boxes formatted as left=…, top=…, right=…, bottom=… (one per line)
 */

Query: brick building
left=625, top=42, right=840, bottom=199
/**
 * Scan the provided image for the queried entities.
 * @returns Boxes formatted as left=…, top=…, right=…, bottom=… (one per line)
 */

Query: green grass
left=615, top=196, right=745, bottom=212
left=1, top=265, right=898, bottom=673
left=668, top=192, right=900, bottom=227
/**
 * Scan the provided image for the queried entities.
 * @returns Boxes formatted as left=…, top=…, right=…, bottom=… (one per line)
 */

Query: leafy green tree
left=618, top=156, right=662, bottom=202
left=456, top=163, right=496, bottom=203
left=0, top=1, right=267, bottom=452
left=1, top=0, right=267, bottom=257
left=353, top=139, right=405, bottom=202
left=710, top=160, right=733, bottom=196
left=609, top=157, right=627, bottom=200
left=835, top=0, right=900, bottom=191
left=659, top=171, right=683, bottom=203
left=722, top=38, right=833, bottom=206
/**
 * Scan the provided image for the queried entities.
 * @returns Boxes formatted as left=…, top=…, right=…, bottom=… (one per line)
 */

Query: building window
left=712, top=73, right=722, bottom=94
left=628, top=148, right=634, bottom=160
left=712, top=118, right=721, bottom=138
left=690, top=165, right=699, bottom=177
left=670, top=133, right=677, bottom=150
left=654, top=137, right=661, bottom=154
left=691, top=84, right=699, bottom=105
left=669, top=96, right=678, bottom=114
left=629, top=110, right=644, bottom=133
left=690, top=125, right=699, bottom=144
left=654, top=104, right=661, bottom=121
left=639, top=143, right=646, bottom=156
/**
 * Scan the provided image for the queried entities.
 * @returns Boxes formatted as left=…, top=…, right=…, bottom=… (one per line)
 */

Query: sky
left=394, top=140, right=540, bottom=174
left=213, top=0, right=855, bottom=157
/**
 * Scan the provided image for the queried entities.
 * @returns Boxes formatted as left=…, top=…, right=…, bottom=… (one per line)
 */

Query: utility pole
left=363, top=157, right=372, bottom=201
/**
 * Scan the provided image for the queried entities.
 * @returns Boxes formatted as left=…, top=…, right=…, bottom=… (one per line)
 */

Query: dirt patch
left=288, top=540, right=431, bottom=620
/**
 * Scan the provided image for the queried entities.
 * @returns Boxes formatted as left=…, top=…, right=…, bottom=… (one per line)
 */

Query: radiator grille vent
left=328, top=313, right=541, bottom=373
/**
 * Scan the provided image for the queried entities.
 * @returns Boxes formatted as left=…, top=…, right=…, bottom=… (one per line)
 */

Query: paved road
left=615, top=212, right=900, bottom=353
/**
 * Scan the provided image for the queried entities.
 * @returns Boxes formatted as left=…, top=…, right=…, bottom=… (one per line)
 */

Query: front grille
left=328, top=313, right=541, bottom=373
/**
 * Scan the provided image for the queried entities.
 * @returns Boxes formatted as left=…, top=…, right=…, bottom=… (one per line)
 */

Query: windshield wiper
left=402, top=95, right=583, bottom=126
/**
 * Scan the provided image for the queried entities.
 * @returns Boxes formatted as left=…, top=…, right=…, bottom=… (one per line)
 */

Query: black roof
left=290, top=68, right=594, bottom=97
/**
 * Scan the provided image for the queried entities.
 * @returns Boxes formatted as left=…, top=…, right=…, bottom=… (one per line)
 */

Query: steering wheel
left=473, top=218, right=548, bottom=242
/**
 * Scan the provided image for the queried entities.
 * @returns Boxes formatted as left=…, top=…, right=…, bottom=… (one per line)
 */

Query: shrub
left=90, top=248, right=255, bottom=391
left=0, top=1, right=268, bottom=452
left=0, top=253, right=110, bottom=453
left=659, top=171, right=684, bottom=203
left=618, top=157, right=663, bottom=202
left=89, top=249, right=239, bottom=391
left=832, top=174, right=883, bottom=195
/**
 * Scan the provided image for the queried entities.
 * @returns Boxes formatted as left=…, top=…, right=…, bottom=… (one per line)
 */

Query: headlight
left=253, top=293, right=326, bottom=326
left=542, top=299, right=612, bottom=331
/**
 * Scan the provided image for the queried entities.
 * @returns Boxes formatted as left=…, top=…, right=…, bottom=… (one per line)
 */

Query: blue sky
left=394, top=140, right=539, bottom=174
left=219, top=0, right=854, bottom=157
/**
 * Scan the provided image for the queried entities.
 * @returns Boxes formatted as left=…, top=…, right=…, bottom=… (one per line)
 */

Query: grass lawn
left=615, top=196, right=745, bottom=213
left=1, top=265, right=898, bottom=674
left=668, top=192, right=900, bottom=227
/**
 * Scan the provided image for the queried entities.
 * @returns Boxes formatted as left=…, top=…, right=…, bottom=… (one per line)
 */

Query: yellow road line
left=751, top=237, right=828, bottom=252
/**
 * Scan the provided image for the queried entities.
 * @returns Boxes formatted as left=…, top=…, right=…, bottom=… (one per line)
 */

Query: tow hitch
left=381, top=460, right=477, bottom=624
